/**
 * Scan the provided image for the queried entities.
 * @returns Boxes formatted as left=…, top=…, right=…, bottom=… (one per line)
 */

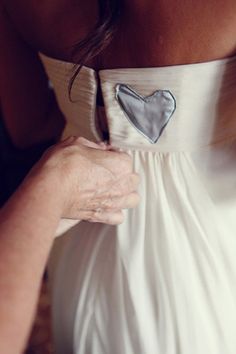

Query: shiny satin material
left=39, top=53, right=236, bottom=354
left=116, top=84, right=176, bottom=143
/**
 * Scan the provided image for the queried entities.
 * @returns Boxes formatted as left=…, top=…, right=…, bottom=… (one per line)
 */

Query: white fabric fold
left=39, top=53, right=236, bottom=354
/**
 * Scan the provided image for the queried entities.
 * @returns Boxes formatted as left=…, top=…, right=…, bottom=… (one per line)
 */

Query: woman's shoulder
left=2, top=0, right=98, bottom=58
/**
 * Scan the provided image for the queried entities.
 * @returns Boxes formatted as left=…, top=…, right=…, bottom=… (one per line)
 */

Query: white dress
left=40, top=53, right=236, bottom=354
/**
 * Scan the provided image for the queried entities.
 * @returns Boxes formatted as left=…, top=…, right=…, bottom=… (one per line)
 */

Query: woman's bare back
left=4, top=0, right=236, bottom=68
left=1, top=0, right=236, bottom=148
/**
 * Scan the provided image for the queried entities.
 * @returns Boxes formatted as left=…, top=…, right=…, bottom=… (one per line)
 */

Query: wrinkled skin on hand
left=35, top=137, right=140, bottom=228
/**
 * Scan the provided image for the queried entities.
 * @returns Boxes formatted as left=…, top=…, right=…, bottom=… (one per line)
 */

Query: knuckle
left=90, top=208, right=108, bottom=222
left=83, top=210, right=96, bottom=222
left=105, top=198, right=116, bottom=211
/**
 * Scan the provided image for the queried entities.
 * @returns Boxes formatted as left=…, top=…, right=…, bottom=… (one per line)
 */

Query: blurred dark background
left=0, top=113, right=55, bottom=207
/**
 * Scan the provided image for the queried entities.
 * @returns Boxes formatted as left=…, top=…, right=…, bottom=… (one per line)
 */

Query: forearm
left=0, top=171, right=62, bottom=354
left=0, top=136, right=139, bottom=353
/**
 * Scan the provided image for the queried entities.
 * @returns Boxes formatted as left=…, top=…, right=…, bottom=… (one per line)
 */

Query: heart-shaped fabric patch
left=115, top=84, right=176, bottom=144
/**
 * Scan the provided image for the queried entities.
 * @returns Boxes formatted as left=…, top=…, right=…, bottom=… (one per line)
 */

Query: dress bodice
left=39, top=53, right=236, bottom=152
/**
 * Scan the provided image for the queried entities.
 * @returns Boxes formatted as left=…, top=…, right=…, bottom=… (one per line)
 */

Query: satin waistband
left=98, top=60, right=236, bottom=152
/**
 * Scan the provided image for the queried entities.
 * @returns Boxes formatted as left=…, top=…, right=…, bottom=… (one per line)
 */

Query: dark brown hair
left=69, top=0, right=122, bottom=94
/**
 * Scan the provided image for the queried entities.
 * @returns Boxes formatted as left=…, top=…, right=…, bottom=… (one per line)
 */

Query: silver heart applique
left=116, top=84, right=176, bottom=144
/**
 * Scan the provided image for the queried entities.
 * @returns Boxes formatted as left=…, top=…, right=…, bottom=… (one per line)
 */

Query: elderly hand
left=32, top=137, right=140, bottom=230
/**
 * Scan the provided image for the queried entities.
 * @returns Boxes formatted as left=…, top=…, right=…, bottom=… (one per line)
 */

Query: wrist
left=21, top=165, right=66, bottom=219
left=0, top=165, right=64, bottom=247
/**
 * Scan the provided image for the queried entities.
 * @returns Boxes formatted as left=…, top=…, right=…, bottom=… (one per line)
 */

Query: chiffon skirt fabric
left=50, top=147, right=236, bottom=354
